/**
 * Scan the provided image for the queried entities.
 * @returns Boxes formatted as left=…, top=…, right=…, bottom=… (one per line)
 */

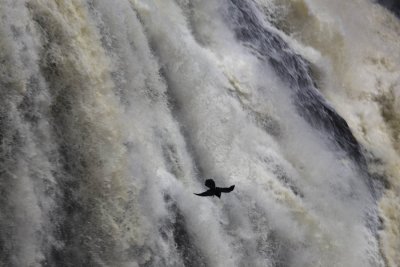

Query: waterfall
left=0, top=0, right=399, bottom=266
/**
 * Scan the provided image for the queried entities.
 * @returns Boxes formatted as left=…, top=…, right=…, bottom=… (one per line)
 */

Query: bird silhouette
left=194, top=179, right=235, bottom=198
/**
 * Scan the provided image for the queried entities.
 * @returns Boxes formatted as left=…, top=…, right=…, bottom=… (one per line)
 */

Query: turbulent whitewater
left=0, top=0, right=399, bottom=266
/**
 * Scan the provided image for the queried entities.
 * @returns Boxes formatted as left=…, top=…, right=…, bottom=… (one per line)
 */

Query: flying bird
left=194, top=179, right=235, bottom=198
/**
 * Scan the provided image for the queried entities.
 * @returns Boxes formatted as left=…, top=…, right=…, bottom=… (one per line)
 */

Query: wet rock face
left=376, top=0, right=400, bottom=17
left=228, top=0, right=365, bottom=166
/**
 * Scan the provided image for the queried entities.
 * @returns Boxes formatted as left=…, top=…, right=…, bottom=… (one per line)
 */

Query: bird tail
left=219, top=185, right=235, bottom=193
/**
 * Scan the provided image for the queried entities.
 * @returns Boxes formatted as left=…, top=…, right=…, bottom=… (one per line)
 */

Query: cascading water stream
left=0, top=0, right=399, bottom=266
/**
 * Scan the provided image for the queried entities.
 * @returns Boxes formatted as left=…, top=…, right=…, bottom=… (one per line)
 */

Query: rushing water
left=0, top=0, right=399, bottom=266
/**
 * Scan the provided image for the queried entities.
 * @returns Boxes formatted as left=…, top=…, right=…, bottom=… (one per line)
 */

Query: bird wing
left=194, top=190, right=215, bottom=197
left=218, top=185, right=235, bottom=193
